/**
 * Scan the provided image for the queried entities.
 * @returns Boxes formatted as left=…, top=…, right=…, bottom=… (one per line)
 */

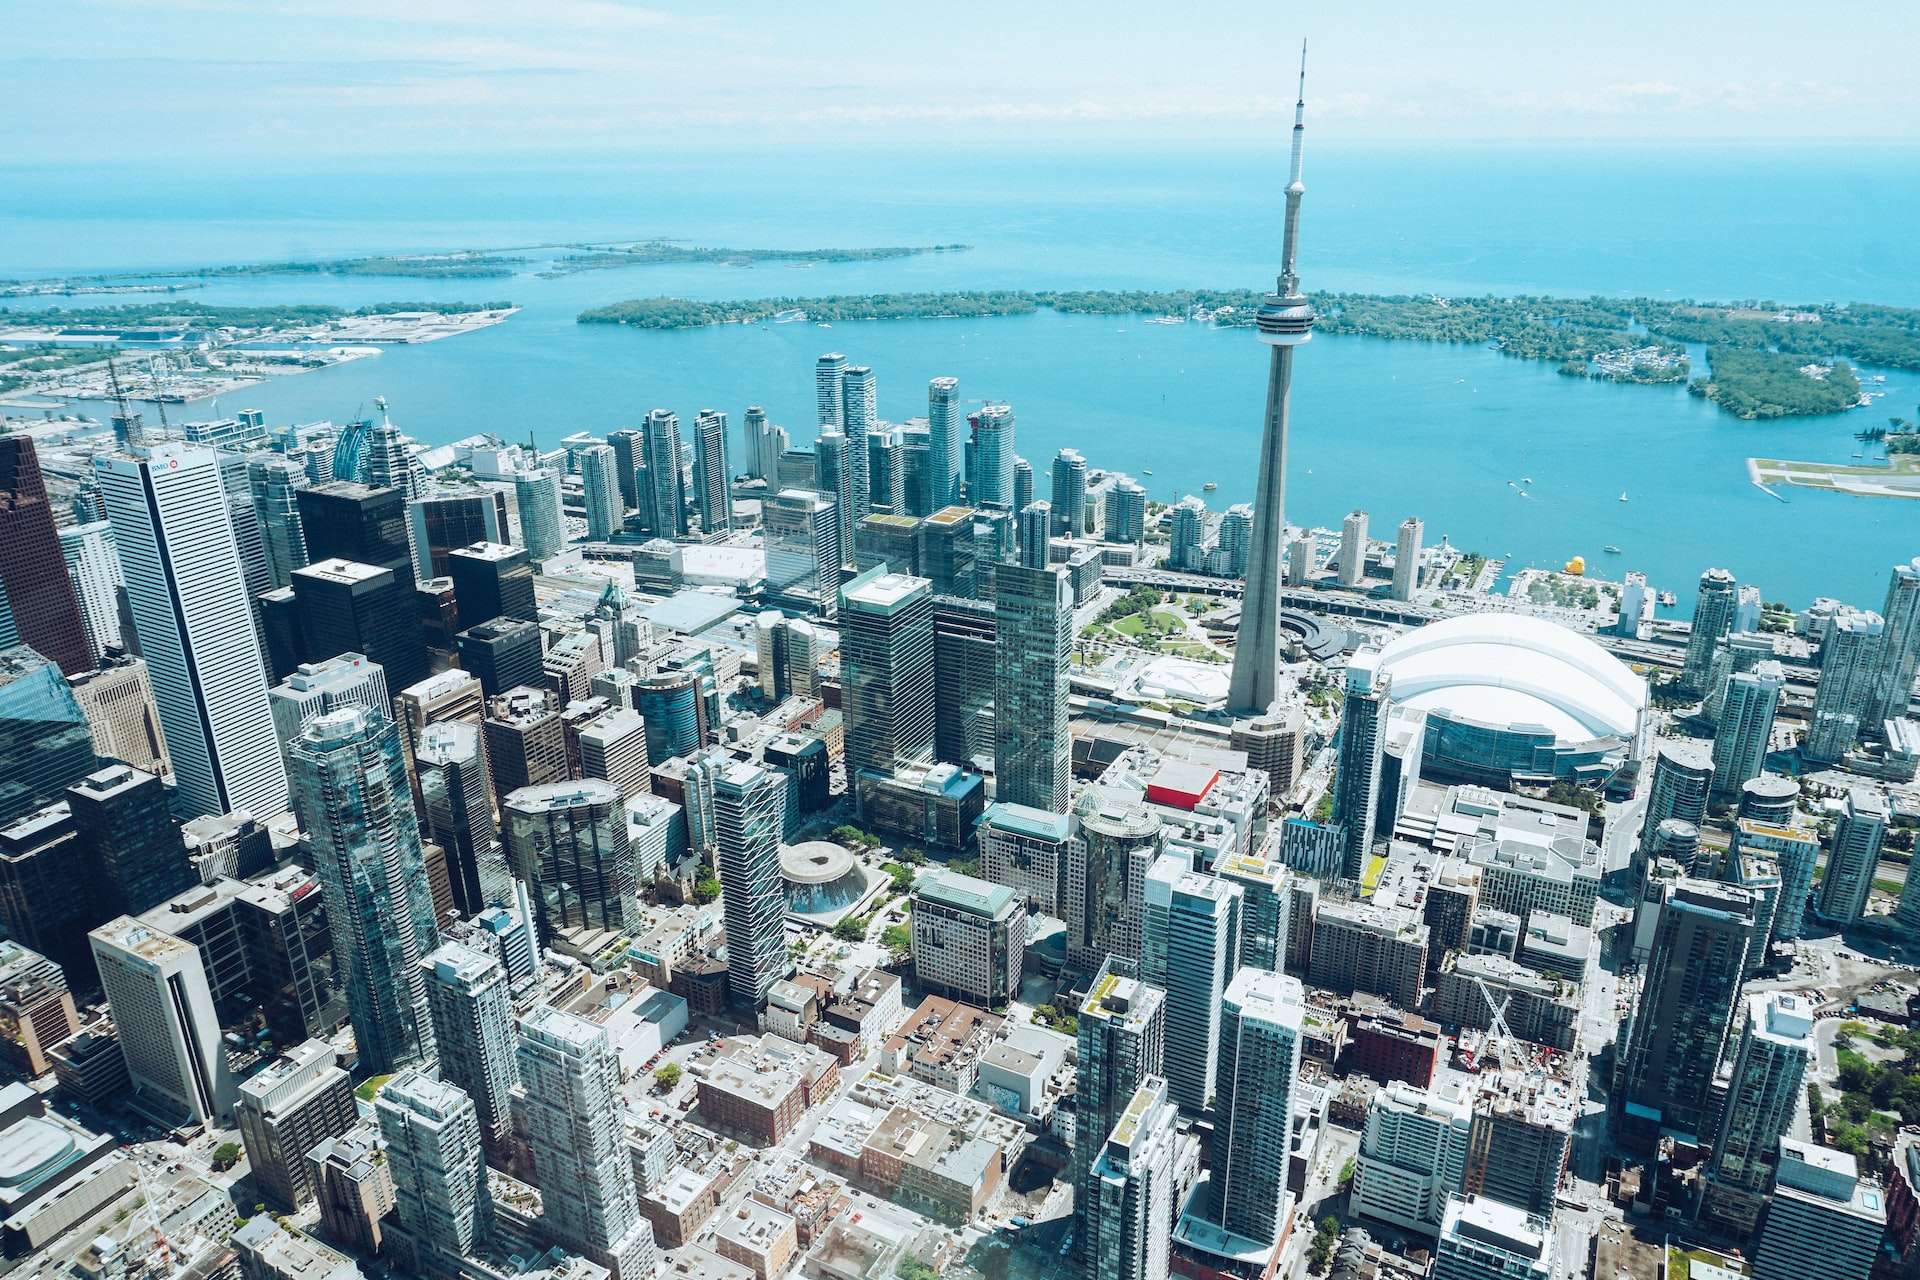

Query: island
left=579, top=288, right=1920, bottom=421
left=535, top=240, right=970, bottom=277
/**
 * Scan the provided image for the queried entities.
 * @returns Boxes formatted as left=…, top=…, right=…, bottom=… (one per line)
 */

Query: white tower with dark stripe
left=1228, top=47, right=1316, bottom=716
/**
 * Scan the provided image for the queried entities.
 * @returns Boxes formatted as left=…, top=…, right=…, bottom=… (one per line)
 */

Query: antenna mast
left=1277, top=41, right=1309, bottom=299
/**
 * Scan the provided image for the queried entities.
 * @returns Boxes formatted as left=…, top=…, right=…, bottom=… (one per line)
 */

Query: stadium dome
left=1370, top=614, right=1648, bottom=783
left=781, top=841, right=875, bottom=918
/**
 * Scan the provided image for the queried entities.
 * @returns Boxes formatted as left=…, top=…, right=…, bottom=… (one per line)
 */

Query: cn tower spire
left=1227, top=38, right=1317, bottom=717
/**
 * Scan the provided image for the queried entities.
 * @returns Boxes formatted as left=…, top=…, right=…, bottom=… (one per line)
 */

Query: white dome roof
left=1373, top=614, right=1646, bottom=744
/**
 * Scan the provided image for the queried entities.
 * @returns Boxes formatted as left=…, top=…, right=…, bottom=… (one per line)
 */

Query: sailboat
left=1618, top=492, right=1629, bottom=502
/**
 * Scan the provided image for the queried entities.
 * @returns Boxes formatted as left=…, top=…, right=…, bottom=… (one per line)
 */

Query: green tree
left=834, top=915, right=867, bottom=942
left=654, top=1062, right=682, bottom=1091
left=882, top=924, right=911, bottom=962
left=692, top=874, right=721, bottom=905
left=897, top=845, right=927, bottom=865
left=212, top=1142, right=241, bottom=1171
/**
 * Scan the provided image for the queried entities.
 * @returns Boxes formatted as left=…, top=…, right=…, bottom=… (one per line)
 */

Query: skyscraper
left=1703, top=993, right=1815, bottom=1231
left=839, top=570, right=937, bottom=784
left=1086, top=1075, right=1181, bottom=1280
left=296, top=480, right=416, bottom=593
left=966, top=404, right=1016, bottom=508
left=503, top=779, right=636, bottom=952
left=68, top=655, right=169, bottom=780
left=1227, top=60, right=1315, bottom=716
left=1681, top=568, right=1739, bottom=695
left=692, top=409, right=732, bottom=536
left=933, top=596, right=996, bottom=771
left=91, top=914, right=238, bottom=1126
left=1018, top=501, right=1052, bottom=569
left=763, top=489, right=843, bottom=619
left=1392, top=516, right=1424, bottom=601
left=1750, top=1140, right=1884, bottom=1280
left=269, top=653, right=391, bottom=753
left=1712, top=661, right=1785, bottom=799
left=59, top=521, right=124, bottom=659
left=1073, top=959, right=1167, bottom=1251
left=513, top=1005, right=658, bottom=1280
left=457, top=617, right=544, bottom=698
left=1639, top=740, right=1713, bottom=857
left=715, top=762, right=791, bottom=1010
left=1867, top=557, right=1920, bottom=727
left=1039, top=454, right=1088, bottom=551
left=420, top=942, right=519, bottom=1158
left=1141, top=854, right=1241, bottom=1112
left=993, top=562, right=1072, bottom=811
left=1169, top=497, right=1209, bottom=571
left=1207, top=966, right=1305, bottom=1246
left=580, top=443, right=624, bottom=541
left=1013, top=455, right=1035, bottom=516
left=642, top=409, right=688, bottom=539
left=1620, top=877, right=1755, bottom=1137
left=1331, top=648, right=1389, bottom=880
left=1337, top=509, right=1370, bottom=587
left=0, top=646, right=98, bottom=827
left=447, top=541, right=536, bottom=626
left=247, top=456, right=312, bottom=589
left=1816, top=790, right=1888, bottom=924
left=1806, top=607, right=1885, bottom=762
left=608, top=427, right=645, bottom=512
left=235, top=1038, right=356, bottom=1211
left=415, top=721, right=510, bottom=918
left=287, top=706, right=439, bottom=1074
left=97, top=443, right=287, bottom=820
left=1105, top=477, right=1147, bottom=545
left=67, top=763, right=192, bottom=918
left=816, top=353, right=848, bottom=428
left=0, top=433, right=92, bottom=676
left=376, top=1069, right=492, bottom=1266
left=513, top=468, right=565, bottom=559
left=291, top=558, right=428, bottom=691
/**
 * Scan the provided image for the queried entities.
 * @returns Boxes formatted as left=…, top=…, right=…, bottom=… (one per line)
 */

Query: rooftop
left=914, top=870, right=1018, bottom=919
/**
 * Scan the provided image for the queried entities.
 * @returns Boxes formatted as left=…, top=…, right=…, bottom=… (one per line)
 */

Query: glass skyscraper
left=715, top=762, right=790, bottom=1010
left=839, top=570, right=937, bottom=785
left=0, top=645, right=97, bottom=827
left=994, top=562, right=1072, bottom=812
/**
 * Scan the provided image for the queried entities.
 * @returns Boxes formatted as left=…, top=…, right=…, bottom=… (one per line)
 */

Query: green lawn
left=355, top=1073, right=395, bottom=1102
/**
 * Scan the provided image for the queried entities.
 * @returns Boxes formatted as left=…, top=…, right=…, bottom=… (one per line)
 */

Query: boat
left=771, top=309, right=807, bottom=324
left=1522, top=477, right=1533, bottom=484
left=1603, top=545, right=1622, bottom=554
left=1658, top=590, right=1677, bottom=606
left=1142, top=469, right=1154, bottom=476
left=815, top=322, right=832, bottom=329
left=1508, top=481, right=1517, bottom=488
left=1619, top=492, right=1629, bottom=502
left=1203, top=482, right=1218, bottom=491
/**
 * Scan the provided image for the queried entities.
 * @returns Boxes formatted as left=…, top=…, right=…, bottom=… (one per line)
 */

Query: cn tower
left=1227, top=45, right=1315, bottom=716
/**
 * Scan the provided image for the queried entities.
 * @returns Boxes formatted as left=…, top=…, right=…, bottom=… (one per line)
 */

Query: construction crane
left=105, top=355, right=144, bottom=446
left=1472, top=974, right=1525, bottom=1073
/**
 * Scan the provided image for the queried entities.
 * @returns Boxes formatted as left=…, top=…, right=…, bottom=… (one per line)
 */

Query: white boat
left=1619, top=492, right=1629, bottom=502
left=1521, top=477, right=1533, bottom=484
left=1142, top=469, right=1154, bottom=475
left=1203, top=482, right=1218, bottom=491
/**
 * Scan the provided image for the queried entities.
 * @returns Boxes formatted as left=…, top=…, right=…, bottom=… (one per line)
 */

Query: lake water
left=5, top=142, right=1920, bottom=612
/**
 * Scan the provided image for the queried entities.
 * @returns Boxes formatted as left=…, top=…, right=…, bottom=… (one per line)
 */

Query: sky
left=8, top=1, right=1920, bottom=164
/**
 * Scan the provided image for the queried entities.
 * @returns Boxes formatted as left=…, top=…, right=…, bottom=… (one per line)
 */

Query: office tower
left=361, top=419, right=423, bottom=497
left=308, top=1125, right=396, bottom=1258
left=714, top=761, right=788, bottom=1010
left=854, top=512, right=920, bottom=575
left=514, top=1005, right=658, bottom=1280
left=1049, top=448, right=1087, bottom=538
left=922, top=376, right=965, bottom=508
left=1620, top=877, right=1755, bottom=1137
left=70, top=656, right=167, bottom=779
left=1806, top=606, right=1886, bottom=761
left=815, top=353, right=848, bottom=427
left=1099, top=477, right=1142, bottom=546
left=1681, top=568, right=1739, bottom=694
left=415, top=722, right=510, bottom=918
left=1331, top=648, right=1389, bottom=880
left=513, top=468, right=565, bottom=559
left=68, top=763, right=192, bottom=917
left=608, top=427, right=645, bottom=512
left=256, top=586, right=304, bottom=682
left=1140, top=855, right=1240, bottom=1111
left=1225, top=74, right=1316, bottom=706
left=1069, top=788, right=1164, bottom=967
left=236, top=1039, right=356, bottom=1210
left=967, top=405, right=1016, bottom=508
left=1817, top=790, right=1888, bottom=924
left=1350, top=1082, right=1472, bottom=1236
left=483, top=686, right=568, bottom=798
left=60, top=520, right=124, bottom=658
left=269, top=654, right=391, bottom=753
left=579, top=443, right=623, bottom=541
left=1017, top=501, right=1052, bottom=569
left=215, top=450, right=275, bottom=604
left=635, top=670, right=705, bottom=764
left=1432, top=1197, right=1554, bottom=1280
left=0, top=646, right=98, bottom=827
left=421, top=942, right=517, bottom=1157
left=1074, top=960, right=1167, bottom=1246
left=1639, top=740, right=1713, bottom=855
left=690, top=409, right=731, bottom=535
left=376, top=1069, right=492, bottom=1265
left=577, top=707, right=651, bottom=800
left=246, top=456, right=310, bottom=589
left=296, top=480, right=415, bottom=593
left=407, top=491, right=510, bottom=579
left=288, top=707, right=439, bottom=1074
left=0, top=804, right=96, bottom=981
left=763, top=489, right=842, bottom=619
left=1702, top=993, right=1815, bottom=1229
left=747, top=408, right=790, bottom=486
left=458, top=617, right=543, bottom=698
left=1392, top=516, right=1424, bottom=601
left=0, top=434, right=91, bottom=676
left=839, top=570, right=937, bottom=783
left=1868, top=557, right=1920, bottom=727
left=1336, top=509, right=1370, bottom=587
left=994, top=562, right=1072, bottom=812
left=91, top=914, right=237, bottom=1125
left=0, top=942, right=77, bottom=1078
left=419, top=576, right=460, bottom=655
left=396, top=670, right=484, bottom=771
left=911, top=870, right=1025, bottom=1006
left=1086, top=1075, right=1180, bottom=1280
left=503, top=779, right=636, bottom=949
left=1712, top=661, right=1784, bottom=798
left=917, top=505, right=978, bottom=598
left=97, top=444, right=287, bottom=820
left=1208, top=967, right=1305, bottom=1245
left=291, top=558, right=426, bottom=692
left=1751, top=1144, right=1887, bottom=1280
left=446, top=542, right=534, bottom=631
left=932, top=595, right=996, bottom=770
